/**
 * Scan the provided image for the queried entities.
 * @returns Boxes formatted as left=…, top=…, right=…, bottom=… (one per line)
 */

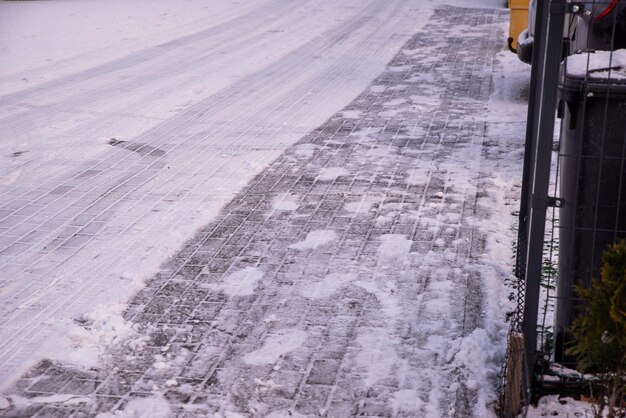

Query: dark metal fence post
left=521, top=0, right=566, bottom=394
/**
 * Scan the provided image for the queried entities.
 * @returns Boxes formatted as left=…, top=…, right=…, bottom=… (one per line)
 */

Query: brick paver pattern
left=2, top=7, right=508, bottom=417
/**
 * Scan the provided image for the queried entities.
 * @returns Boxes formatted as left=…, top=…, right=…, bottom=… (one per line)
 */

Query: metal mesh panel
left=502, top=1, right=626, bottom=413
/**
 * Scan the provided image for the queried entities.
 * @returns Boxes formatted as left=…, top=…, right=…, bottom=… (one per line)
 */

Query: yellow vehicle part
left=508, top=0, right=529, bottom=50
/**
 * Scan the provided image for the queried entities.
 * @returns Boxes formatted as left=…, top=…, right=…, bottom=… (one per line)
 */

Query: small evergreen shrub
left=568, top=241, right=626, bottom=417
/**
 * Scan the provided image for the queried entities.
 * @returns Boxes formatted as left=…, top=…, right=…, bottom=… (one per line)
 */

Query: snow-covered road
left=0, top=0, right=501, bottom=390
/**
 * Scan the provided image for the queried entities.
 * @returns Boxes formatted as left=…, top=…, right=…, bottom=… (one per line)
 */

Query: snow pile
left=447, top=328, right=504, bottom=417
left=49, top=304, right=143, bottom=369
left=390, top=389, right=424, bottom=416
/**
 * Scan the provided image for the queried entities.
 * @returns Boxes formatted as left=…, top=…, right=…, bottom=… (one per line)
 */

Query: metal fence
left=501, top=0, right=626, bottom=415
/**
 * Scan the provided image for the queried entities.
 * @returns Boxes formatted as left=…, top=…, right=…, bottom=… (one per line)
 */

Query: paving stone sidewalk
left=1, top=6, right=510, bottom=417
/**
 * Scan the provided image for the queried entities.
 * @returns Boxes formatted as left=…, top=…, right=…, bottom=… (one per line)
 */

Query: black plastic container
left=555, top=68, right=626, bottom=362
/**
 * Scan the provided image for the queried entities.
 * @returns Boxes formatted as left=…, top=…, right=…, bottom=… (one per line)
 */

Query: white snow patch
left=355, top=328, right=398, bottom=386
left=298, top=273, right=355, bottom=298
left=390, top=389, right=423, bottom=416
left=293, top=144, right=319, bottom=159
left=383, top=98, right=408, bottom=107
left=211, top=267, right=263, bottom=297
left=389, top=84, right=408, bottom=91
left=388, top=64, right=412, bottom=73
left=0, top=397, right=8, bottom=410
left=447, top=328, right=503, bottom=416
left=406, top=167, right=431, bottom=185
left=244, top=329, right=307, bottom=365
left=366, top=146, right=393, bottom=159
left=153, top=360, right=170, bottom=370
left=290, top=230, right=337, bottom=250
left=214, top=412, right=246, bottom=418
left=566, top=50, right=626, bottom=80
left=9, top=394, right=89, bottom=409
left=253, top=378, right=281, bottom=391
left=378, top=234, right=412, bottom=260
left=263, top=314, right=278, bottom=324
left=370, top=85, right=386, bottom=93
left=380, top=108, right=405, bottom=118
left=265, top=410, right=308, bottom=418
left=317, top=167, right=349, bottom=182
left=96, top=394, right=170, bottom=418
left=350, top=126, right=381, bottom=140
left=341, top=110, right=363, bottom=119
left=355, top=280, right=401, bottom=319
left=410, top=94, right=440, bottom=112
left=526, top=395, right=595, bottom=417
left=344, top=195, right=381, bottom=213
left=272, top=193, right=299, bottom=212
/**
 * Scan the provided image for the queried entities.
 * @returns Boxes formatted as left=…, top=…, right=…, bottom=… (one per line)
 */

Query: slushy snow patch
left=290, top=230, right=338, bottom=250
left=244, top=329, right=307, bottom=365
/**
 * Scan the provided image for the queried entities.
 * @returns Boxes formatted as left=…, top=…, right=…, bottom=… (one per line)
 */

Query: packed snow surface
left=566, top=50, right=626, bottom=80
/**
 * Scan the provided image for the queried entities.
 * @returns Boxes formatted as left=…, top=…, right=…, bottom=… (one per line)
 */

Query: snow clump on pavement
left=95, top=394, right=171, bottom=418
left=317, top=167, right=349, bottom=182
left=244, top=329, right=308, bottom=365
left=49, top=304, right=141, bottom=369
left=289, top=230, right=338, bottom=250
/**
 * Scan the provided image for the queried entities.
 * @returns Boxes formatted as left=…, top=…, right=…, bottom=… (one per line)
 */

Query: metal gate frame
left=516, top=0, right=571, bottom=397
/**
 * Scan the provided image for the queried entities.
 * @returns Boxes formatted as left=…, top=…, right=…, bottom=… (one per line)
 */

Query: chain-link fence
left=500, top=1, right=626, bottom=416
